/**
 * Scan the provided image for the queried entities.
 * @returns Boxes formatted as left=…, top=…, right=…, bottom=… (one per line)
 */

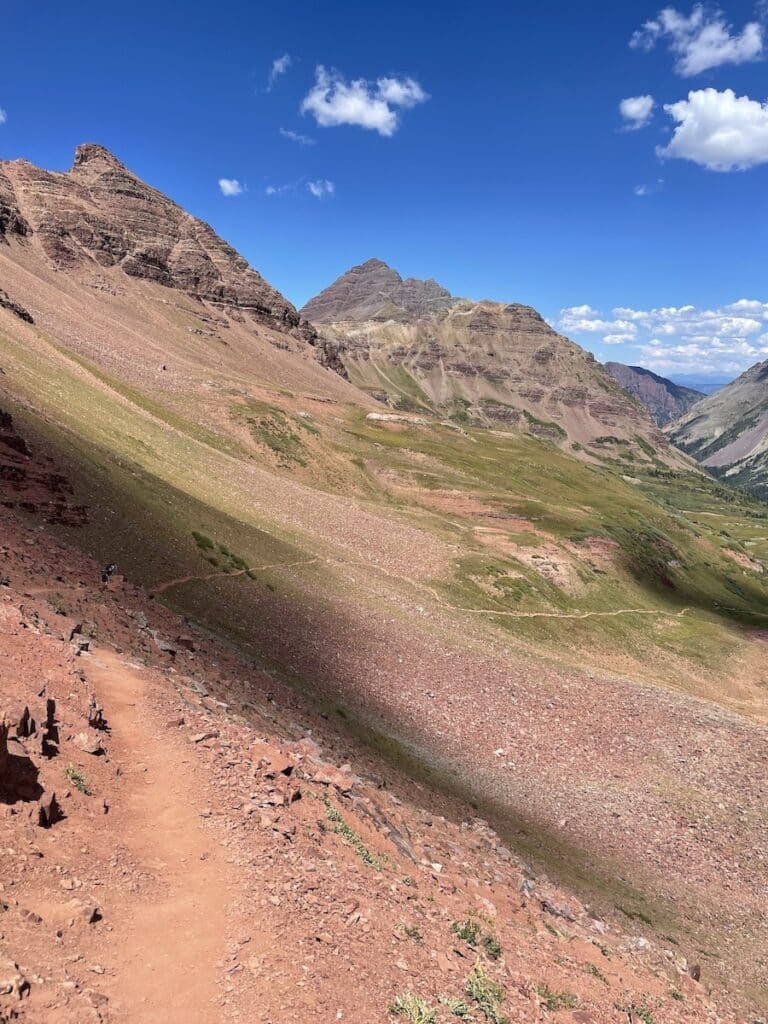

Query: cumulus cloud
left=636, top=336, right=768, bottom=374
left=558, top=306, right=640, bottom=338
left=558, top=299, right=768, bottom=373
left=630, top=4, right=763, bottom=76
left=279, top=127, right=315, bottom=146
left=659, top=87, right=768, bottom=170
left=0, top=109, right=6, bottom=125
left=301, top=66, right=428, bottom=136
left=620, top=94, right=655, bottom=129
left=268, top=54, right=292, bottom=90
left=218, top=178, right=245, bottom=197
left=307, top=179, right=335, bottom=198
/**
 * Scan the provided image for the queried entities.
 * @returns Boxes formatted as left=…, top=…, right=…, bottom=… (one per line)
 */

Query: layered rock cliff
left=0, top=144, right=311, bottom=338
left=605, top=362, right=703, bottom=426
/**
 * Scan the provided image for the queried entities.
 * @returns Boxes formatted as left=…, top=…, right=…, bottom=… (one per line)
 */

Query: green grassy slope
left=4, top=302, right=768, bottom=712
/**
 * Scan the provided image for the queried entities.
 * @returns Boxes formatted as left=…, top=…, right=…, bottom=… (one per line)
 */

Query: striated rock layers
left=302, top=260, right=669, bottom=453
left=605, top=362, right=703, bottom=427
left=301, top=258, right=455, bottom=323
left=0, top=144, right=324, bottom=347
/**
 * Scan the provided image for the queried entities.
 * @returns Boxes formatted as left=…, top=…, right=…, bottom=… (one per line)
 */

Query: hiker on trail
left=101, top=562, right=117, bottom=584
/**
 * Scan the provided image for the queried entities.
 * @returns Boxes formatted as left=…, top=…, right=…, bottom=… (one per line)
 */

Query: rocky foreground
left=0, top=428, right=745, bottom=1023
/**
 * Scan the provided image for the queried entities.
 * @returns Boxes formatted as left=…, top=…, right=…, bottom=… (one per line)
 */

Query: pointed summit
left=300, top=258, right=454, bottom=323
left=72, top=143, right=128, bottom=173
left=0, top=145, right=307, bottom=336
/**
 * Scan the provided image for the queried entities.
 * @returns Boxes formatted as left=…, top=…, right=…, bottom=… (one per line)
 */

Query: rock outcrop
left=0, top=409, right=88, bottom=526
left=0, top=144, right=311, bottom=338
left=605, top=361, right=703, bottom=426
left=0, top=287, right=34, bottom=323
left=0, top=169, right=30, bottom=239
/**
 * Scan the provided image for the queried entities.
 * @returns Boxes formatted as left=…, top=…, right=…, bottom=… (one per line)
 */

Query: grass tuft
left=389, top=992, right=438, bottom=1023
left=65, top=763, right=90, bottom=794
left=535, top=984, right=579, bottom=1011
left=439, top=995, right=475, bottom=1019
left=324, top=797, right=383, bottom=869
left=466, top=961, right=509, bottom=1023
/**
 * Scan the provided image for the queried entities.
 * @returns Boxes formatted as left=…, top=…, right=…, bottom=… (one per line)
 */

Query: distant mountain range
left=604, top=362, right=704, bottom=426
left=665, top=372, right=732, bottom=395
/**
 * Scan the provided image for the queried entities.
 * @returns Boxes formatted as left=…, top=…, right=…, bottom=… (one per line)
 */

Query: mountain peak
left=0, top=145, right=316, bottom=342
left=301, top=259, right=454, bottom=323
left=357, top=257, right=395, bottom=272
left=72, top=143, right=128, bottom=172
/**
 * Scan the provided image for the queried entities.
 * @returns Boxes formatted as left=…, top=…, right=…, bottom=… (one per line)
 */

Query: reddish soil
left=0, top=501, right=748, bottom=1023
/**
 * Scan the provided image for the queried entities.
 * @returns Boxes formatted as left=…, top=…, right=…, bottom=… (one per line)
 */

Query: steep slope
left=2, top=147, right=768, bottom=1014
left=605, top=361, right=703, bottom=426
left=1, top=144, right=302, bottom=329
left=302, top=260, right=676, bottom=460
left=668, top=358, right=768, bottom=497
left=0, top=477, right=747, bottom=1023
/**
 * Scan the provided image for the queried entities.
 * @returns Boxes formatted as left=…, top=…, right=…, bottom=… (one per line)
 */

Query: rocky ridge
left=303, top=261, right=673, bottom=455
left=0, top=144, right=335, bottom=358
left=301, top=258, right=456, bottom=323
left=605, top=362, right=703, bottom=426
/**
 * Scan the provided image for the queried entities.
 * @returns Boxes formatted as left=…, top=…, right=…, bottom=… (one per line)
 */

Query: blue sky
left=2, top=0, right=768, bottom=383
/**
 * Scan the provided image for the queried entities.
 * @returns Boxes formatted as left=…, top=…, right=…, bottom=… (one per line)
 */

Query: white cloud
left=620, top=94, right=655, bottom=129
left=0, top=109, right=6, bottom=125
left=630, top=4, right=763, bottom=76
left=265, top=183, right=293, bottom=197
left=280, top=127, right=315, bottom=146
left=559, top=299, right=768, bottom=373
left=559, top=306, right=639, bottom=337
left=301, top=66, right=429, bottom=136
left=218, top=178, right=245, bottom=197
left=603, top=333, right=638, bottom=345
left=659, top=87, right=768, bottom=170
left=634, top=179, right=664, bottom=195
left=268, top=54, right=292, bottom=91
left=376, top=77, right=428, bottom=108
left=307, top=179, right=335, bottom=198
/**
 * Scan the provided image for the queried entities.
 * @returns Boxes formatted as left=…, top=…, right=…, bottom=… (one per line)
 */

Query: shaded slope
left=605, top=361, right=704, bottom=426
left=0, top=493, right=750, bottom=1023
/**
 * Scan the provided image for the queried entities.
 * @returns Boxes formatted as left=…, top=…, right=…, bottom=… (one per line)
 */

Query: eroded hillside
left=301, top=260, right=677, bottom=461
